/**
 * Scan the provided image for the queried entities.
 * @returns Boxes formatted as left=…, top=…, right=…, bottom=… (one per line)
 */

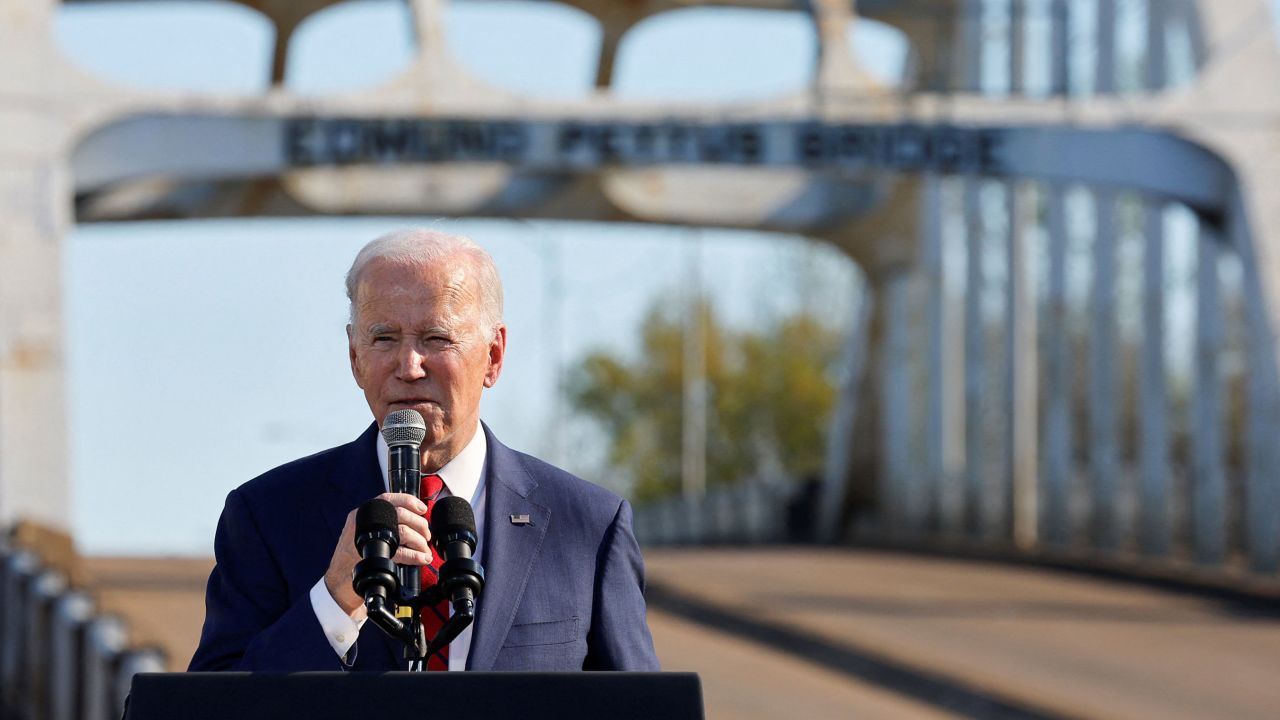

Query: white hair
left=345, top=228, right=504, bottom=331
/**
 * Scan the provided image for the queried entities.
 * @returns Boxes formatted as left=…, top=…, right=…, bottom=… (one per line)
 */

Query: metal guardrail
left=634, top=479, right=795, bottom=547
left=0, top=543, right=165, bottom=720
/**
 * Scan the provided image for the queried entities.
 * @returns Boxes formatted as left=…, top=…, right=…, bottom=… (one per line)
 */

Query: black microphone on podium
left=381, top=410, right=426, bottom=602
left=430, top=496, right=485, bottom=618
left=422, top=496, right=485, bottom=658
left=352, top=499, right=400, bottom=612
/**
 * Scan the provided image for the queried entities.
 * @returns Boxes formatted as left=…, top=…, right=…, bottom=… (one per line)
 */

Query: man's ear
left=483, top=324, right=507, bottom=388
left=346, top=324, right=361, bottom=385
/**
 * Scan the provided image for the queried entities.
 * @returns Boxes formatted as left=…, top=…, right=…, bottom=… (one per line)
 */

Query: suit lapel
left=467, top=425, right=550, bottom=671
left=319, top=422, right=384, bottom=540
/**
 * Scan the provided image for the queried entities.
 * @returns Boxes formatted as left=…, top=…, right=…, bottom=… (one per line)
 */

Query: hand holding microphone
left=326, top=491, right=433, bottom=615
left=343, top=408, right=486, bottom=662
left=324, top=409, right=432, bottom=616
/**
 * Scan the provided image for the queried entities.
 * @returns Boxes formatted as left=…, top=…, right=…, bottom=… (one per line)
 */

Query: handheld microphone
left=429, top=496, right=485, bottom=618
left=382, top=410, right=426, bottom=601
left=352, top=499, right=400, bottom=610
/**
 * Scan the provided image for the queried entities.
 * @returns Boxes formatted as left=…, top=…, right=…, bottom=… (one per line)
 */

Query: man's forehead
left=352, top=257, right=481, bottom=328
left=357, top=257, right=475, bottom=297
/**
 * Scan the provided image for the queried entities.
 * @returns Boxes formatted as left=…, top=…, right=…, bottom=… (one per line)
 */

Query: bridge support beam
left=922, top=174, right=958, bottom=534
left=1049, top=0, right=1070, bottom=96
left=962, top=177, right=986, bottom=535
left=1096, top=0, right=1118, bottom=94
left=817, top=278, right=873, bottom=542
left=1139, top=201, right=1170, bottom=557
left=1008, top=0, right=1026, bottom=95
left=1192, top=219, right=1225, bottom=565
left=1090, top=190, right=1121, bottom=551
left=1233, top=190, right=1280, bottom=573
left=956, top=0, right=984, bottom=94
left=1007, top=179, right=1038, bottom=548
left=1042, top=182, right=1072, bottom=548
left=0, top=0, right=76, bottom=533
left=880, top=268, right=913, bottom=536
left=0, top=157, right=70, bottom=533
left=1145, top=0, right=1169, bottom=92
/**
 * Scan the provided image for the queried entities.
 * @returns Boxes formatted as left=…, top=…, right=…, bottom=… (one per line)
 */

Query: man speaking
left=189, top=229, right=660, bottom=671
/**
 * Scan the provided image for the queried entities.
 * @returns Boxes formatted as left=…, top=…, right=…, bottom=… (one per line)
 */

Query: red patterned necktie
left=419, top=473, right=450, bottom=671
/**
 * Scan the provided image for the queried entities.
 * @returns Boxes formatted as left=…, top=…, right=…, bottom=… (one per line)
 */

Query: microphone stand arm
left=363, top=596, right=428, bottom=660
left=364, top=581, right=481, bottom=670
left=423, top=600, right=475, bottom=660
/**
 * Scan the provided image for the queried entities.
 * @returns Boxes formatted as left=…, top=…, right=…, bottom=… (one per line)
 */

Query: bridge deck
left=644, top=548, right=1280, bottom=720
left=82, top=547, right=1280, bottom=720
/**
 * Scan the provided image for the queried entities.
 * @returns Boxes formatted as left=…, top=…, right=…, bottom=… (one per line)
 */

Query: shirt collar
left=375, top=422, right=487, bottom=505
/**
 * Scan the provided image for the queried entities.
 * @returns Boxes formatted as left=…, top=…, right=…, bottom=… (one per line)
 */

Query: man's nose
left=395, top=345, right=427, bottom=380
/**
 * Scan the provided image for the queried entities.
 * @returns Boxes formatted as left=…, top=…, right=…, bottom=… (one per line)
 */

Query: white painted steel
left=1178, top=0, right=1208, bottom=71
left=923, top=174, right=947, bottom=534
left=881, top=270, right=912, bottom=535
left=1008, top=179, right=1039, bottom=547
left=817, top=281, right=871, bottom=543
left=1010, top=0, right=1027, bottom=95
left=1043, top=182, right=1072, bottom=547
left=1097, top=0, right=1119, bottom=95
left=943, top=182, right=968, bottom=536
left=1090, top=190, right=1121, bottom=550
left=1146, top=0, right=1169, bottom=91
left=958, top=0, right=985, bottom=94
left=963, top=177, right=986, bottom=534
left=681, top=239, right=707, bottom=501
left=1233, top=190, right=1280, bottom=573
left=1192, top=223, right=1226, bottom=565
left=1140, top=201, right=1170, bottom=557
left=1050, top=0, right=1071, bottom=96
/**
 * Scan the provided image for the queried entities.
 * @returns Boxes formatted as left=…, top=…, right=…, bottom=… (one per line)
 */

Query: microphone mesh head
left=356, top=499, right=399, bottom=540
left=381, top=409, right=427, bottom=447
left=430, top=496, right=476, bottom=536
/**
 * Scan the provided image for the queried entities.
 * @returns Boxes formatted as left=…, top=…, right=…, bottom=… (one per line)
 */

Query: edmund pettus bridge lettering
left=283, top=117, right=1006, bottom=175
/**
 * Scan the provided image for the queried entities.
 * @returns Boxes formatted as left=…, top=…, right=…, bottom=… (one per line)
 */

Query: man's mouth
left=390, top=399, right=433, bottom=407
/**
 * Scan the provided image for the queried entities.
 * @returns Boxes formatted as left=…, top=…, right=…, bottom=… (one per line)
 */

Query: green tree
left=567, top=296, right=843, bottom=502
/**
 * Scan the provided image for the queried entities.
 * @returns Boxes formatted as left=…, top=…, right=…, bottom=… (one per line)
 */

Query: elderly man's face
left=347, top=256, right=505, bottom=468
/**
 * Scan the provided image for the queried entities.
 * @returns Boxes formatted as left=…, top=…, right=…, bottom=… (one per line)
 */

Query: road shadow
left=756, top=593, right=1280, bottom=624
left=647, top=582, right=1082, bottom=720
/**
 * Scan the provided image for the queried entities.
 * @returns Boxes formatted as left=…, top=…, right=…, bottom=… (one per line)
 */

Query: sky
left=55, top=1, right=877, bottom=554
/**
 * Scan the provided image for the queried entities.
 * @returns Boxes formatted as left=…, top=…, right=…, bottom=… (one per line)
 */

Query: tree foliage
left=567, top=297, right=843, bottom=502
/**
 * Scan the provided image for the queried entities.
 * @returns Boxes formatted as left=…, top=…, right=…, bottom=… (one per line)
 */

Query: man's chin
left=384, top=401, right=439, bottom=419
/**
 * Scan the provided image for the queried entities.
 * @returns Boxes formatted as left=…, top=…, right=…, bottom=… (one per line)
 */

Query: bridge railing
left=0, top=538, right=164, bottom=720
left=633, top=477, right=796, bottom=547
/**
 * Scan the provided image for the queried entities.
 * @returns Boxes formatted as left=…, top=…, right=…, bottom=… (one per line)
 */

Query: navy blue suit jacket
left=189, top=423, right=659, bottom=671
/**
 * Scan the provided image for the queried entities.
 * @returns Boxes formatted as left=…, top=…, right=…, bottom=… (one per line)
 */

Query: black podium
left=124, top=672, right=704, bottom=720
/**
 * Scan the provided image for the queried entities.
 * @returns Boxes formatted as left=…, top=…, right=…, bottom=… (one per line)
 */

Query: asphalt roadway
left=83, top=547, right=1280, bottom=720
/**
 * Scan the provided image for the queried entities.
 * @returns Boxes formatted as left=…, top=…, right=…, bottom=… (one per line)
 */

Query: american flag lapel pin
left=509, top=514, right=531, bottom=526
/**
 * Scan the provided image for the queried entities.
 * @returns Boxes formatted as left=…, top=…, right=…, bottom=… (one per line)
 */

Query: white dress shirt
left=309, top=422, right=488, bottom=670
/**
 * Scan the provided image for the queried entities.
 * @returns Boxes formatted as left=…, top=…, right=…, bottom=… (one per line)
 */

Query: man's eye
left=372, top=335, right=394, bottom=344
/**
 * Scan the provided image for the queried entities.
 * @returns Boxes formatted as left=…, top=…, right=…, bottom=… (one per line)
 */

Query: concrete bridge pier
left=0, top=0, right=73, bottom=533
